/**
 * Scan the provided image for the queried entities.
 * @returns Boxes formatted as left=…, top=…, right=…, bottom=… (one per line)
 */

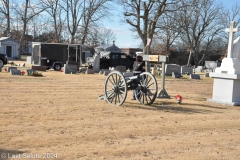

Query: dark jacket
left=133, top=61, right=145, bottom=74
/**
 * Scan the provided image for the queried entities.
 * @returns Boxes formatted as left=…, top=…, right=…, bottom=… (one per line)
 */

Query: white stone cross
left=225, top=21, right=239, bottom=58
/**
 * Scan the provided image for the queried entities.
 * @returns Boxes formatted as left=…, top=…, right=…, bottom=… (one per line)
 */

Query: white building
left=0, top=37, right=19, bottom=59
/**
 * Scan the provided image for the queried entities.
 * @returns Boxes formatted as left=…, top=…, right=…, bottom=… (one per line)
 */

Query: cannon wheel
left=104, top=71, right=127, bottom=106
left=135, top=72, right=158, bottom=105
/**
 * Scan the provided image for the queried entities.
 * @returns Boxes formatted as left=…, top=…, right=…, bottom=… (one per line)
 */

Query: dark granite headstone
left=190, top=74, right=200, bottom=79
left=165, top=64, right=181, bottom=76
left=116, top=66, right=126, bottom=72
left=10, top=69, right=21, bottom=75
left=31, top=65, right=47, bottom=71
left=26, top=69, right=36, bottom=75
left=64, top=64, right=78, bottom=74
left=66, top=61, right=79, bottom=71
left=7, top=67, right=17, bottom=72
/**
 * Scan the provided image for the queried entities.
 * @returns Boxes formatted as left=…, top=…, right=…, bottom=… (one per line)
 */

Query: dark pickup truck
left=0, top=53, right=8, bottom=68
left=99, top=52, right=135, bottom=70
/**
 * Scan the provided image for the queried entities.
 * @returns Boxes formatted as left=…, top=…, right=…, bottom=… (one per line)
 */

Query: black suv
left=0, top=53, right=8, bottom=68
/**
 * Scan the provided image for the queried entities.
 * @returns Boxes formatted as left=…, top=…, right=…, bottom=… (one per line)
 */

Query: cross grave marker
left=225, top=21, right=239, bottom=58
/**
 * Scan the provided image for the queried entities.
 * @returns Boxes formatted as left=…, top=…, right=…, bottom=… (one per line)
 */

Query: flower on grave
left=29, top=71, right=43, bottom=77
left=21, top=71, right=25, bottom=75
left=4, top=68, right=7, bottom=72
left=59, top=69, right=63, bottom=72
left=175, top=94, right=182, bottom=104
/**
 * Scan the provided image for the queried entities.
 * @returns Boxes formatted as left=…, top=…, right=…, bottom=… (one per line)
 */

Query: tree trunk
left=187, top=50, right=192, bottom=66
left=194, top=51, right=199, bottom=67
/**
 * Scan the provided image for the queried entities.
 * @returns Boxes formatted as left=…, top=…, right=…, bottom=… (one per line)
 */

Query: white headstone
left=93, top=54, right=100, bottom=73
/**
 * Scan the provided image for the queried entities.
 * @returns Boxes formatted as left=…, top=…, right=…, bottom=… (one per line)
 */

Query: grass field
left=0, top=63, right=240, bottom=160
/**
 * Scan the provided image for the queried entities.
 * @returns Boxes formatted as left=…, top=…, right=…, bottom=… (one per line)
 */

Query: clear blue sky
left=104, top=0, right=240, bottom=48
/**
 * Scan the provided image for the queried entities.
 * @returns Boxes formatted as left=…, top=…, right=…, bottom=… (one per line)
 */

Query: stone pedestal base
left=207, top=73, right=240, bottom=106
left=215, top=58, right=240, bottom=74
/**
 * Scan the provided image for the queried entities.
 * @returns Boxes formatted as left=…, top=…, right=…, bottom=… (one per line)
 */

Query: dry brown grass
left=1, top=63, right=240, bottom=160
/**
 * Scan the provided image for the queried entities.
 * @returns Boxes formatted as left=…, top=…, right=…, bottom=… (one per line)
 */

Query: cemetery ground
left=1, top=61, right=240, bottom=160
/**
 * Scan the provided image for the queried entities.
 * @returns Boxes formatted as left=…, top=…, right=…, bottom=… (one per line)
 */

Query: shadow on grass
left=0, top=149, right=26, bottom=160
left=123, top=101, right=224, bottom=114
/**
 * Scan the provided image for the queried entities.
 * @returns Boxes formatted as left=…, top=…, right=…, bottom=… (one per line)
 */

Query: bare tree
left=82, top=27, right=116, bottom=48
left=178, top=0, right=222, bottom=67
left=13, top=0, right=46, bottom=58
left=219, top=2, right=240, bottom=44
left=62, top=0, right=111, bottom=44
left=119, top=0, right=180, bottom=50
left=0, top=0, right=10, bottom=35
left=61, top=0, right=83, bottom=43
left=97, top=28, right=116, bottom=45
left=154, top=11, right=181, bottom=55
left=40, top=0, right=64, bottom=43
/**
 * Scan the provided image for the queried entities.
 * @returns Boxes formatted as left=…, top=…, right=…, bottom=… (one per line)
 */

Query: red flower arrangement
left=21, top=71, right=25, bottom=75
left=4, top=68, right=7, bottom=72
left=175, top=94, right=182, bottom=104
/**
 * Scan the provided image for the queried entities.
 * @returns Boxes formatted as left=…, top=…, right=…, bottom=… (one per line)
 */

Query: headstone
left=93, top=54, right=100, bottom=73
left=165, top=64, right=181, bottom=76
left=99, top=69, right=109, bottom=74
left=181, top=66, right=193, bottom=74
left=63, top=64, right=78, bottom=74
left=26, top=56, right=32, bottom=64
left=204, top=73, right=209, bottom=77
left=103, top=70, right=111, bottom=76
left=204, top=61, right=217, bottom=72
left=7, top=67, right=17, bottom=72
left=66, top=61, right=79, bottom=71
left=115, top=66, right=126, bottom=72
left=31, top=65, right=46, bottom=71
left=190, top=74, right=200, bottom=79
left=26, top=69, right=36, bottom=75
left=208, top=21, right=240, bottom=105
left=123, top=72, right=134, bottom=78
left=79, top=67, right=87, bottom=73
left=85, top=69, right=94, bottom=74
left=194, top=66, right=203, bottom=73
left=172, top=72, right=181, bottom=78
left=10, top=69, right=21, bottom=76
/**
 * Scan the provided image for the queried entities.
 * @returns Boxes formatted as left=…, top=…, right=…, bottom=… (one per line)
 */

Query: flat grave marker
left=26, top=69, right=36, bottom=75
left=190, top=74, right=200, bottom=79
left=172, top=72, right=181, bottom=78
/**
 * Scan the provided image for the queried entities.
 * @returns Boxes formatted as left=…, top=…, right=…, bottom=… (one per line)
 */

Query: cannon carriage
left=103, top=71, right=158, bottom=106
left=100, top=55, right=169, bottom=106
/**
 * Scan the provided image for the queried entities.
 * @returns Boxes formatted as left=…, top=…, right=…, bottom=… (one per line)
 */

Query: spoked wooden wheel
left=135, top=72, right=158, bottom=105
left=104, top=71, right=127, bottom=106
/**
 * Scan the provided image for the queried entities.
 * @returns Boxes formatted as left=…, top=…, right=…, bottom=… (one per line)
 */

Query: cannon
left=102, top=71, right=158, bottom=106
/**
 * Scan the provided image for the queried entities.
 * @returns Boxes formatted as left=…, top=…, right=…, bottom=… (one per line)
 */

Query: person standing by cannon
left=131, top=52, right=145, bottom=100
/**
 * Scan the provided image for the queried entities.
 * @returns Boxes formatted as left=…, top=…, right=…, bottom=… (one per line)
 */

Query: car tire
left=53, top=64, right=61, bottom=71
left=0, top=59, right=4, bottom=68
